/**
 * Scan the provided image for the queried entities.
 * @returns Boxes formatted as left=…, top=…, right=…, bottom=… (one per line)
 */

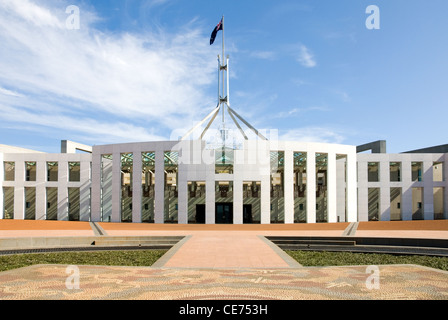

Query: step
left=272, top=239, right=356, bottom=246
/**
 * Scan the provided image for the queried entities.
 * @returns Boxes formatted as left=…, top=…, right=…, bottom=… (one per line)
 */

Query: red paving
left=1, top=220, right=448, bottom=268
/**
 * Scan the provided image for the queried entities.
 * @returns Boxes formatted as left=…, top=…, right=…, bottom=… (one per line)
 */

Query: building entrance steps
left=155, top=232, right=302, bottom=269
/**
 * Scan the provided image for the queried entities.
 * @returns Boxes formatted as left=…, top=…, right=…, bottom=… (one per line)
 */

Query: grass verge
left=285, top=250, right=448, bottom=271
left=0, top=249, right=168, bottom=272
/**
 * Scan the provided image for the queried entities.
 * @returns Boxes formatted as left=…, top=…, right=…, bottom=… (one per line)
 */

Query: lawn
left=286, top=250, right=448, bottom=271
left=0, top=249, right=168, bottom=272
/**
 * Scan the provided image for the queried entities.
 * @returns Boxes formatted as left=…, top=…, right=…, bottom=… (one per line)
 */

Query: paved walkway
left=0, top=264, right=447, bottom=300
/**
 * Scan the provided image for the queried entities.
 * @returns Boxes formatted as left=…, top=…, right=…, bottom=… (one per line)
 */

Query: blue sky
left=0, top=0, right=447, bottom=153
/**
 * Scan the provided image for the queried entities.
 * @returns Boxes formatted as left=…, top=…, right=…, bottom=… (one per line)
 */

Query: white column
left=423, top=158, right=434, bottom=220
left=260, top=174, right=270, bottom=224
left=284, top=150, right=294, bottom=224
left=306, top=151, right=316, bottom=223
left=379, top=158, right=390, bottom=221
left=132, top=151, right=142, bottom=223
left=58, top=159, right=69, bottom=221
left=401, top=160, right=412, bottom=221
left=90, top=152, right=102, bottom=222
left=346, top=151, right=358, bottom=222
left=327, top=152, right=337, bottom=223
left=205, top=177, right=215, bottom=224
left=79, top=159, right=91, bottom=221
left=233, top=179, right=243, bottom=224
left=35, top=160, right=46, bottom=220
left=111, top=152, right=121, bottom=222
left=154, top=150, right=164, bottom=224
left=14, top=160, right=25, bottom=220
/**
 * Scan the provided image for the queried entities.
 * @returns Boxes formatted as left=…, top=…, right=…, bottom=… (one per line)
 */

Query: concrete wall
left=357, top=153, right=447, bottom=221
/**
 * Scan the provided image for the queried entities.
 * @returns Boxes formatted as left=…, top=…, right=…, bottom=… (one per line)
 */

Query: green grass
left=286, top=250, right=448, bottom=271
left=0, top=249, right=168, bottom=272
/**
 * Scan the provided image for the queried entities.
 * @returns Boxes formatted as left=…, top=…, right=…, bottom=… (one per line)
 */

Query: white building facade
left=1, top=139, right=446, bottom=224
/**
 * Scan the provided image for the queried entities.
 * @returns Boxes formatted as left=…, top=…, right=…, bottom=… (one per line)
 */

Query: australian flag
left=210, top=18, right=223, bottom=45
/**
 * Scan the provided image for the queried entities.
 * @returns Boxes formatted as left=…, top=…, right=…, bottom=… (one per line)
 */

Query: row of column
left=90, top=149, right=358, bottom=224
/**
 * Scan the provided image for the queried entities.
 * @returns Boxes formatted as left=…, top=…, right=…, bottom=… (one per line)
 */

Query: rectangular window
left=270, top=151, right=284, bottom=223
left=293, top=152, right=307, bottom=223
left=47, top=162, right=58, bottom=182
left=142, top=152, right=155, bottom=223
left=412, top=162, right=423, bottom=182
left=25, top=187, right=36, bottom=220
left=316, top=153, right=328, bottom=223
left=433, top=162, right=444, bottom=182
left=412, top=187, right=423, bottom=220
left=434, top=187, right=445, bottom=219
left=164, top=151, right=178, bottom=223
left=68, top=187, right=80, bottom=221
left=368, top=188, right=380, bottom=221
left=2, top=187, right=14, bottom=219
left=25, top=162, right=37, bottom=181
left=101, top=155, right=113, bottom=222
left=46, top=187, right=58, bottom=220
left=3, top=162, right=15, bottom=181
left=390, top=187, right=402, bottom=221
left=69, top=162, right=81, bottom=182
left=215, top=148, right=234, bottom=174
left=368, top=162, right=379, bottom=182
left=390, top=162, right=401, bottom=182
left=121, top=153, right=133, bottom=223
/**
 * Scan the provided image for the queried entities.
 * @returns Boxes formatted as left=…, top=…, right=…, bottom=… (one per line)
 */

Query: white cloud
left=0, top=0, right=217, bottom=144
left=250, top=51, right=275, bottom=60
left=297, top=45, right=316, bottom=68
left=279, top=127, right=345, bottom=144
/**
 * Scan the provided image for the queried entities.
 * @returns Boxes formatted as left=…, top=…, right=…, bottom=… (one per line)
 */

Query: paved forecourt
left=0, top=220, right=447, bottom=300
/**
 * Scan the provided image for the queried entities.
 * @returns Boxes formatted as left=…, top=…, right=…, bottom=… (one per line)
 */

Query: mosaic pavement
left=0, top=264, right=447, bottom=300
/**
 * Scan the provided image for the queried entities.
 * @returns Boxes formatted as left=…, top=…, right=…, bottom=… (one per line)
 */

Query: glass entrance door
left=216, top=203, right=233, bottom=224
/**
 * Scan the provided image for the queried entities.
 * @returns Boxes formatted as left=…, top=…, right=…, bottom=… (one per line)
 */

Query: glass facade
left=164, top=151, right=178, bottom=223
left=270, top=151, right=284, bottom=223
left=293, top=152, right=307, bottom=223
left=3, top=162, right=15, bottom=181
left=142, top=152, right=155, bottom=223
left=2, top=187, right=14, bottom=219
left=368, top=187, right=380, bottom=221
left=390, top=162, right=401, bottom=182
left=46, top=187, right=58, bottom=220
left=47, top=162, right=58, bottom=182
left=25, top=162, right=36, bottom=181
left=101, top=154, right=113, bottom=222
left=68, top=187, right=80, bottom=221
left=316, top=153, right=328, bottom=222
left=120, top=153, right=133, bottom=222
left=188, top=181, right=206, bottom=223
left=242, top=181, right=260, bottom=223
left=69, top=162, right=81, bottom=182
left=390, top=187, right=402, bottom=221
left=25, top=187, right=36, bottom=220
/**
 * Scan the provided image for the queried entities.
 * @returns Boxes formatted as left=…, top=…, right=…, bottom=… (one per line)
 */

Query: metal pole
left=221, top=15, right=225, bottom=126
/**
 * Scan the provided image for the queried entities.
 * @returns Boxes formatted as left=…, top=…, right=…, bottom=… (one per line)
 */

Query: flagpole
left=221, top=15, right=225, bottom=126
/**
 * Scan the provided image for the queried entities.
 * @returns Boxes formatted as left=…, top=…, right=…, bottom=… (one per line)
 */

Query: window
left=25, top=162, right=36, bottom=181
left=3, top=162, right=15, bottom=181
left=368, top=162, right=379, bottom=182
left=433, top=162, right=444, bottom=182
left=390, top=162, right=401, bottom=182
left=47, top=162, right=58, bottom=182
left=69, top=162, right=81, bottom=182
left=411, top=162, right=423, bottom=182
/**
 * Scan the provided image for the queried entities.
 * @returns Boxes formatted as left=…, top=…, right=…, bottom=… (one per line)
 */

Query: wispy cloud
left=0, top=0, right=217, bottom=144
left=250, top=51, right=276, bottom=60
left=279, top=127, right=346, bottom=144
left=297, top=45, right=316, bottom=68
left=273, top=106, right=329, bottom=119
